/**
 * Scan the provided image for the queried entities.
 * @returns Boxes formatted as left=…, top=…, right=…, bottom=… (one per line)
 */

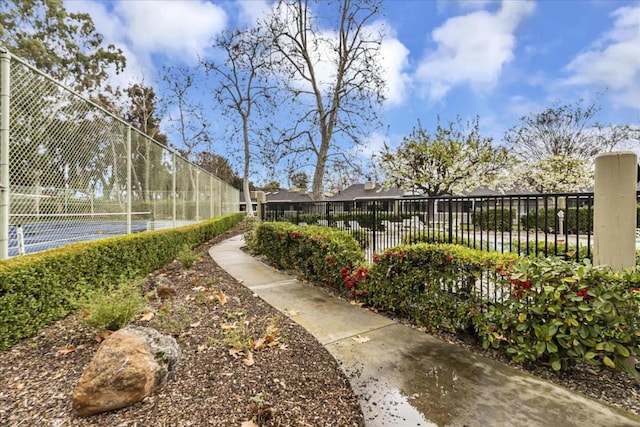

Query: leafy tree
left=504, top=98, right=640, bottom=161
left=266, top=0, right=385, bottom=200
left=263, top=181, right=281, bottom=191
left=379, top=117, right=511, bottom=197
left=0, top=0, right=126, bottom=91
left=203, top=27, right=277, bottom=217
left=194, top=152, right=240, bottom=186
left=509, top=155, right=593, bottom=193
left=289, top=172, right=309, bottom=190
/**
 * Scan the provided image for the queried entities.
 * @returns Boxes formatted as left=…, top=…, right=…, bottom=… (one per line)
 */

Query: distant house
left=328, top=182, right=405, bottom=213
left=239, top=189, right=314, bottom=214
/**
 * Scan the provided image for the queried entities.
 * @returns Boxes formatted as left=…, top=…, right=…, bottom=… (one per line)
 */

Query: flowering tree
left=509, top=155, right=593, bottom=193
left=379, top=117, right=512, bottom=196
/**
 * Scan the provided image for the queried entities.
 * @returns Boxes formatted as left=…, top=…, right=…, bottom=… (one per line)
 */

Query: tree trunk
left=242, top=115, right=254, bottom=217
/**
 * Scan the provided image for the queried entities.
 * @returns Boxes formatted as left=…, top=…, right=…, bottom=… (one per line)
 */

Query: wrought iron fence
left=0, top=48, right=239, bottom=258
left=263, top=191, right=640, bottom=262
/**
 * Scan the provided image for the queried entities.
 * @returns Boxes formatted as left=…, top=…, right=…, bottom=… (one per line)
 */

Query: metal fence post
left=126, top=126, right=132, bottom=234
left=172, top=151, right=177, bottom=228
left=196, top=169, right=200, bottom=221
left=0, top=48, right=9, bottom=259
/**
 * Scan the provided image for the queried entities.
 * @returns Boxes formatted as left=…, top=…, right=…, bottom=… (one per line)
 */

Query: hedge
left=0, top=212, right=244, bottom=350
left=366, top=244, right=518, bottom=331
left=246, top=222, right=365, bottom=298
left=472, top=209, right=515, bottom=231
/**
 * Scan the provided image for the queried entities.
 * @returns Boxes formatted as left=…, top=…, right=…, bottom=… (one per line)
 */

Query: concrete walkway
left=210, top=235, right=640, bottom=427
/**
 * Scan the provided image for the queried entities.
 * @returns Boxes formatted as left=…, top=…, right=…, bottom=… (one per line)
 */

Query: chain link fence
left=0, top=48, right=239, bottom=259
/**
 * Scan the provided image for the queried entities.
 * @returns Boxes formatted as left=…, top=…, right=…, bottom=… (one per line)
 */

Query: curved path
left=210, top=235, right=640, bottom=427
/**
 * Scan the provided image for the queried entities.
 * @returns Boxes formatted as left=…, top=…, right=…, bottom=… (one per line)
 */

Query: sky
left=65, top=0, right=640, bottom=184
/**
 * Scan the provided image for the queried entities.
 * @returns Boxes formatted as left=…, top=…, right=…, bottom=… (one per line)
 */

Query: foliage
left=0, top=0, right=126, bottom=91
left=379, top=117, right=512, bottom=196
left=289, top=172, right=309, bottom=190
left=267, top=0, right=385, bottom=200
left=365, top=244, right=518, bottom=331
left=504, top=97, right=640, bottom=161
left=194, top=152, right=240, bottom=187
left=247, top=222, right=365, bottom=299
left=0, top=213, right=244, bottom=350
left=509, top=155, right=593, bottom=193
left=81, top=280, right=147, bottom=331
left=177, top=245, right=204, bottom=268
left=472, top=209, right=514, bottom=231
left=520, top=207, right=592, bottom=234
left=473, top=258, right=640, bottom=377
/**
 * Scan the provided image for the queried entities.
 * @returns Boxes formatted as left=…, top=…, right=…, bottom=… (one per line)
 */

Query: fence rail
left=0, top=48, right=239, bottom=258
left=263, top=191, right=640, bottom=262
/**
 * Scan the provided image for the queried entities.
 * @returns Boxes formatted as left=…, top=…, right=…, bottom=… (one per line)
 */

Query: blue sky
left=66, top=0, right=640, bottom=183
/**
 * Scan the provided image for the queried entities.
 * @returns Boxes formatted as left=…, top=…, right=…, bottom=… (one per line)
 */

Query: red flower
left=372, top=253, right=381, bottom=264
left=577, top=289, right=589, bottom=301
left=290, top=231, right=302, bottom=239
left=326, top=255, right=336, bottom=265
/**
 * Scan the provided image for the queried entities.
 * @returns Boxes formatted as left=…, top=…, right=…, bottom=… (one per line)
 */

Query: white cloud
left=563, top=5, right=640, bottom=109
left=415, top=0, right=535, bottom=101
left=379, top=26, right=411, bottom=107
left=115, top=0, right=227, bottom=62
left=237, top=0, right=271, bottom=27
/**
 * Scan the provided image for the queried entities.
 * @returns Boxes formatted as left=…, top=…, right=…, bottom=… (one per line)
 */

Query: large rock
left=73, top=326, right=180, bottom=417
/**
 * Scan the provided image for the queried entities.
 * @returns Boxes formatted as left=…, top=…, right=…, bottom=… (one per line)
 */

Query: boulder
left=73, top=326, right=180, bottom=417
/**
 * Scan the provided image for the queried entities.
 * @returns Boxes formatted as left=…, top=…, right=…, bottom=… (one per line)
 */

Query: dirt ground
left=0, top=224, right=364, bottom=426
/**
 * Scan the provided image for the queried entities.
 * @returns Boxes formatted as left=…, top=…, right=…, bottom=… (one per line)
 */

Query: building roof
left=329, top=183, right=405, bottom=201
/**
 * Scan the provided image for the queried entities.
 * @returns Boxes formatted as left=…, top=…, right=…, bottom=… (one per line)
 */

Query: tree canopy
left=0, top=0, right=126, bottom=91
left=379, top=117, right=511, bottom=197
left=504, top=98, right=639, bottom=161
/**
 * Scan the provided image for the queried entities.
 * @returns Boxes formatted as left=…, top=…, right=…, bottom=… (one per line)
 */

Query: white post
left=593, top=152, right=637, bottom=271
left=172, top=151, right=177, bottom=228
left=0, top=48, right=10, bottom=259
left=16, top=225, right=24, bottom=255
left=126, top=126, right=132, bottom=234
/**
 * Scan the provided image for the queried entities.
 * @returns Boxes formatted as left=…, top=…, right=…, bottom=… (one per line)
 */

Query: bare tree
left=267, top=0, right=385, bottom=200
left=203, top=27, right=276, bottom=217
left=161, top=66, right=210, bottom=161
left=505, top=98, right=640, bottom=161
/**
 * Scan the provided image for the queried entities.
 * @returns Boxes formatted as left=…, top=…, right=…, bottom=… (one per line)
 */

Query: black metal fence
left=262, top=192, right=640, bottom=261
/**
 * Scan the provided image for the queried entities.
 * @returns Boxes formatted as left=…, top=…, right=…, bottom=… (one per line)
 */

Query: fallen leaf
left=212, top=289, right=227, bottom=306
left=95, top=330, right=113, bottom=343
left=243, top=351, right=255, bottom=367
left=284, top=308, right=300, bottom=317
left=220, top=322, right=237, bottom=331
left=349, top=300, right=365, bottom=307
left=190, top=321, right=201, bottom=328
left=352, top=335, right=371, bottom=344
left=191, top=286, right=204, bottom=292
left=140, top=311, right=155, bottom=321
left=197, top=344, right=207, bottom=352
left=241, top=421, right=259, bottom=427
left=57, top=345, right=76, bottom=356
left=184, top=295, right=194, bottom=301
left=253, top=338, right=267, bottom=351
left=278, top=343, right=289, bottom=350
left=229, top=348, right=244, bottom=359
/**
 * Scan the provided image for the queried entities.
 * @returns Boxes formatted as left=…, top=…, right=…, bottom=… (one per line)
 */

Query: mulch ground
left=0, top=223, right=364, bottom=426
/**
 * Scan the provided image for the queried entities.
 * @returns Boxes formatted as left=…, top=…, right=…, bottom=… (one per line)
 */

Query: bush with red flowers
left=246, top=222, right=366, bottom=298
left=475, top=257, right=640, bottom=377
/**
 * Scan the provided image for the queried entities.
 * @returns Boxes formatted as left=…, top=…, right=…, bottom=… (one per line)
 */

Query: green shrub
left=473, top=209, right=514, bottom=231
left=247, top=222, right=365, bottom=298
left=365, top=244, right=518, bottom=331
left=81, top=280, right=147, bottom=331
left=0, top=212, right=244, bottom=350
left=474, top=258, right=640, bottom=377
left=177, top=245, right=204, bottom=268
left=520, top=207, right=592, bottom=234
